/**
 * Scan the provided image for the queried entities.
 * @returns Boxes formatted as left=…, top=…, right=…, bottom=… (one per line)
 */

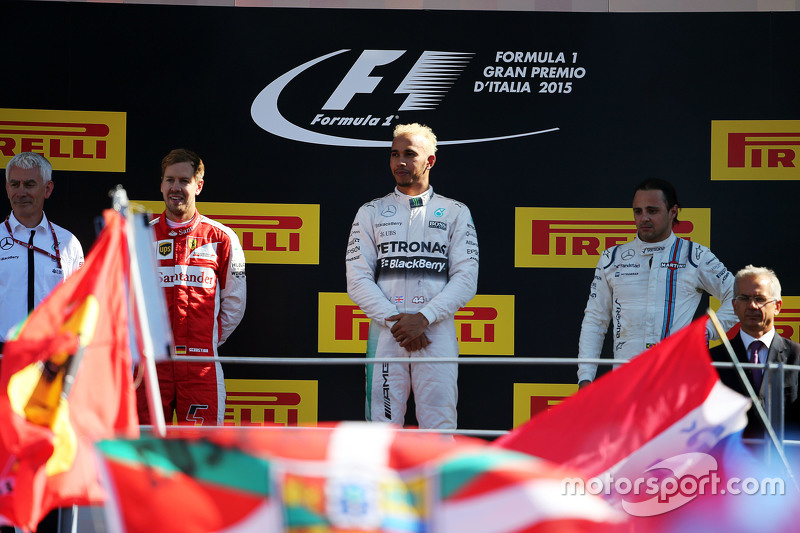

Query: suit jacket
left=710, top=332, right=800, bottom=439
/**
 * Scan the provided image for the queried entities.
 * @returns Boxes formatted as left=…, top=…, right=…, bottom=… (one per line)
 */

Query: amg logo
left=382, top=362, right=391, bottom=419
left=428, top=220, right=447, bottom=231
left=159, top=242, right=172, bottom=256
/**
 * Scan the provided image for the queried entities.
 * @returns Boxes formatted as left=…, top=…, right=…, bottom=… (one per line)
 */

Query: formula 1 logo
left=251, top=49, right=559, bottom=147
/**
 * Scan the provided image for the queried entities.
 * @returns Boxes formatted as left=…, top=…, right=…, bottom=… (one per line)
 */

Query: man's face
left=733, top=274, right=782, bottom=338
left=6, top=166, right=53, bottom=223
left=160, top=161, right=203, bottom=222
left=632, top=189, right=677, bottom=243
left=390, top=134, right=434, bottom=189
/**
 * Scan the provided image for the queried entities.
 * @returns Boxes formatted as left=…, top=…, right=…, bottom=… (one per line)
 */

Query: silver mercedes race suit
left=577, top=232, right=737, bottom=383
left=346, top=187, right=479, bottom=429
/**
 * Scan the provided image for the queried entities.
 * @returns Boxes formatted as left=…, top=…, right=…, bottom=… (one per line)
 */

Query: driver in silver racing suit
left=346, top=124, right=478, bottom=430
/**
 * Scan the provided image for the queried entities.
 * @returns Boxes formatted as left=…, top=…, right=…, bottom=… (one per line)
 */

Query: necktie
left=27, top=230, right=36, bottom=313
left=749, top=340, right=764, bottom=390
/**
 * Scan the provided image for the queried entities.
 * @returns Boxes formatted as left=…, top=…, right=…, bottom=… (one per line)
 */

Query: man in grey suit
left=710, top=265, right=800, bottom=442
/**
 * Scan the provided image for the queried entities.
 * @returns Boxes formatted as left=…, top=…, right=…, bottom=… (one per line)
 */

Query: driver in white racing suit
left=577, top=178, right=737, bottom=386
left=346, top=123, right=479, bottom=429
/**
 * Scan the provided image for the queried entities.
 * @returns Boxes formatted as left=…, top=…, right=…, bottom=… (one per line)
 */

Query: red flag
left=0, top=209, right=140, bottom=530
left=494, top=316, right=751, bottom=519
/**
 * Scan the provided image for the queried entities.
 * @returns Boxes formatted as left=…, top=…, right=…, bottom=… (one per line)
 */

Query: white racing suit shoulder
left=577, top=233, right=736, bottom=383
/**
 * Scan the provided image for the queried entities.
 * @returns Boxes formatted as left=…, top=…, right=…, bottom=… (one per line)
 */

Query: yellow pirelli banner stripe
left=135, top=201, right=320, bottom=264
left=0, top=108, right=126, bottom=172
left=711, top=120, right=800, bottom=181
left=775, top=296, right=800, bottom=344
left=708, top=296, right=800, bottom=347
left=512, top=383, right=578, bottom=428
left=223, top=379, right=318, bottom=426
left=514, top=207, right=711, bottom=269
left=318, top=292, right=515, bottom=355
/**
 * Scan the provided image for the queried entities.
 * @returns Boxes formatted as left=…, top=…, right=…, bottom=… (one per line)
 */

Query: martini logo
left=223, top=379, right=318, bottom=426
left=515, top=207, right=711, bottom=268
left=251, top=49, right=559, bottom=147
left=0, top=108, right=126, bottom=172
left=513, top=383, right=578, bottom=428
left=711, top=120, right=800, bottom=180
left=136, top=201, right=319, bottom=265
left=319, top=292, right=514, bottom=355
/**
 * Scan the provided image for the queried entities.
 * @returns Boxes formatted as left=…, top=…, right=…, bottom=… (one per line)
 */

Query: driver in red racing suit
left=137, top=149, right=246, bottom=425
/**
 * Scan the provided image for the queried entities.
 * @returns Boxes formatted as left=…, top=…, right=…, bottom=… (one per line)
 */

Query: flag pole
left=113, top=187, right=167, bottom=438
left=707, top=308, right=796, bottom=487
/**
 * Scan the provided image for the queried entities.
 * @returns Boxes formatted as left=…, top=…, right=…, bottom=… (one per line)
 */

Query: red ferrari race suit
left=137, top=212, right=246, bottom=425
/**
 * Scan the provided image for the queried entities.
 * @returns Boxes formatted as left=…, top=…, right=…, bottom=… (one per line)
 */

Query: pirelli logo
left=775, top=297, right=800, bottom=344
left=711, top=120, right=800, bottom=181
left=515, top=207, right=711, bottom=268
left=512, top=383, right=578, bottom=428
left=136, top=201, right=320, bottom=264
left=223, top=379, right=318, bottom=426
left=318, top=292, right=515, bottom=355
left=0, top=108, right=126, bottom=172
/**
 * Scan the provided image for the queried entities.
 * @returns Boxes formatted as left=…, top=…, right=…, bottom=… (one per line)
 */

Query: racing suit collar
left=393, top=186, right=433, bottom=207
left=636, top=232, right=676, bottom=256
left=158, top=210, right=202, bottom=237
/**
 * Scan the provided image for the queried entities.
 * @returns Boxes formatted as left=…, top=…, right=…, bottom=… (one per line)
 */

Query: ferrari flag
left=0, top=208, right=161, bottom=530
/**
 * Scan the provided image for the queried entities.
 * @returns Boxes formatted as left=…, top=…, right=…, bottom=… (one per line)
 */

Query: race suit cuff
left=419, top=307, right=436, bottom=326
left=577, top=369, right=597, bottom=383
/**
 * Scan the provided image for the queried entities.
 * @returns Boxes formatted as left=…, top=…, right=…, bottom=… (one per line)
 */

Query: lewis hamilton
left=346, top=123, right=479, bottom=430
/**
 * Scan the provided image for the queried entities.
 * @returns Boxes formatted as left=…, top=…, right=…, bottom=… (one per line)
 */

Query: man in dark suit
left=710, top=265, right=800, bottom=446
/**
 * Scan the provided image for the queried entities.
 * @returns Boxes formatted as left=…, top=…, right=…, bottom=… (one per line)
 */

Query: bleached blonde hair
left=393, top=123, right=437, bottom=155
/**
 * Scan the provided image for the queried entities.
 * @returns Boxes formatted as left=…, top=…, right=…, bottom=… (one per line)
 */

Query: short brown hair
left=161, top=148, right=204, bottom=181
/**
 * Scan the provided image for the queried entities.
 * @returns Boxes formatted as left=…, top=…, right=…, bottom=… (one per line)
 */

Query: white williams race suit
left=346, top=187, right=479, bottom=429
left=577, top=232, right=737, bottom=383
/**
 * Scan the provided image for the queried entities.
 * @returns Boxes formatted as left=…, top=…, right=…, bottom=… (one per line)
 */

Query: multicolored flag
left=494, top=316, right=752, bottom=518
left=97, top=422, right=626, bottom=532
left=0, top=207, right=167, bottom=530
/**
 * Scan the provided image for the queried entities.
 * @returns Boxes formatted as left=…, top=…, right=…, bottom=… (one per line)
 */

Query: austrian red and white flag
left=494, top=316, right=751, bottom=515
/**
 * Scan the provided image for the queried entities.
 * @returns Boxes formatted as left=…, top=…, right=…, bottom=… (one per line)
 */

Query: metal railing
left=167, top=354, right=800, bottom=453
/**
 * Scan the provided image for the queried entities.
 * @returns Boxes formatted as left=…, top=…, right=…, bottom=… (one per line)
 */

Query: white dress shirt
left=0, top=211, right=84, bottom=341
